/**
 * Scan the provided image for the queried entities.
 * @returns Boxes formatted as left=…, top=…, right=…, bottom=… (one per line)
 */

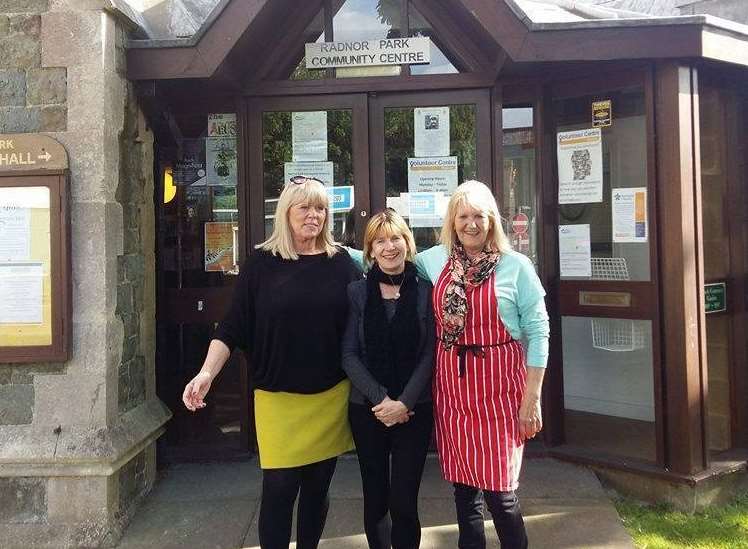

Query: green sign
left=705, top=282, right=727, bottom=314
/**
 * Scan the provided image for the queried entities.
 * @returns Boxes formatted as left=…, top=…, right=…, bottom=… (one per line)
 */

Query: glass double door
left=246, top=90, right=491, bottom=250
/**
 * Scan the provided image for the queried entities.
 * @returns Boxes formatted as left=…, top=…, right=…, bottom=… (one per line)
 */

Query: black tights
left=258, top=457, right=337, bottom=549
left=453, top=483, right=528, bottom=549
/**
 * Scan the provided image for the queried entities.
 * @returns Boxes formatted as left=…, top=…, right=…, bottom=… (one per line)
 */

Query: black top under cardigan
left=341, top=275, right=435, bottom=409
left=213, top=248, right=361, bottom=393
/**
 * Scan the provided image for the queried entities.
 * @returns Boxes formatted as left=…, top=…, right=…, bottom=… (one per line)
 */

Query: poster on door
left=557, top=128, right=603, bottom=204
left=407, top=157, right=458, bottom=193
left=612, top=187, right=647, bottom=243
left=208, top=113, right=237, bottom=137
left=292, top=111, right=328, bottom=161
left=204, top=222, right=237, bottom=273
left=284, top=161, right=334, bottom=187
left=414, top=107, right=450, bottom=157
left=559, top=224, right=592, bottom=278
left=206, top=137, right=237, bottom=186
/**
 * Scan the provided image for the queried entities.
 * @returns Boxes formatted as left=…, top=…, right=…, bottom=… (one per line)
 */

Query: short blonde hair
left=256, top=179, right=338, bottom=260
left=363, top=209, right=417, bottom=266
left=440, top=180, right=512, bottom=254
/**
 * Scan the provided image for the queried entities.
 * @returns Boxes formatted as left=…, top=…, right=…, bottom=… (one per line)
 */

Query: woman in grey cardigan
left=342, top=209, right=435, bottom=549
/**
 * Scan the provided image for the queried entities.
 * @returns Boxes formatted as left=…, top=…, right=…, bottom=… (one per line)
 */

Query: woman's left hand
left=372, top=398, right=409, bottom=426
left=518, top=394, right=543, bottom=440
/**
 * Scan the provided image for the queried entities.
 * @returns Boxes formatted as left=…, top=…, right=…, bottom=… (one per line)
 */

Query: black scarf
left=364, top=262, right=421, bottom=400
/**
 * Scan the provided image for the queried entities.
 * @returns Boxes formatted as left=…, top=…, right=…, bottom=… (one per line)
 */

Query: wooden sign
left=0, top=133, right=68, bottom=171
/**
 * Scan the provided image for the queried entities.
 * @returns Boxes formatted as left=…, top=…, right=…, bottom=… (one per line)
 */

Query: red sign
left=511, top=213, right=529, bottom=234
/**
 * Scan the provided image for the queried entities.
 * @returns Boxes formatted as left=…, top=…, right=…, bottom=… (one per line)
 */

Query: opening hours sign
left=305, top=37, right=431, bottom=69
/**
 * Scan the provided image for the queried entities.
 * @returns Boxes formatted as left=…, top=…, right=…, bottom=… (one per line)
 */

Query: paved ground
left=116, top=456, right=635, bottom=549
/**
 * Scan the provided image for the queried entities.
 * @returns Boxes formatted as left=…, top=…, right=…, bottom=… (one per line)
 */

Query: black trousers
left=349, top=402, right=434, bottom=549
left=258, top=457, right=337, bottom=549
left=453, top=483, right=528, bottom=549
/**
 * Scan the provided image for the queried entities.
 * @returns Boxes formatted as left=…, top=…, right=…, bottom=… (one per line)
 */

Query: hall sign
left=0, top=134, right=67, bottom=171
left=305, top=37, right=431, bottom=69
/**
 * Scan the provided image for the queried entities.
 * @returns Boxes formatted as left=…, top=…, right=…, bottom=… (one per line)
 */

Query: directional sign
left=326, top=186, right=354, bottom=213
left=0, top=133, right=68, bottom=171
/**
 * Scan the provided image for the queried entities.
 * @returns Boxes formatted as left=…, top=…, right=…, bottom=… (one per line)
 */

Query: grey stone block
left=0, top=106, right=40, bottom=132
left=9, top=14, right=40, bottom=36
left=0, top=0, right=48, bottom=13
left=40, top=104, right=65, bottom=131
left=0, top=16, right=9, bottom=36
left=0, top=478, right=46, bottom=523
left=26, top=66, right=65, bottom=105
left=0, top=69, right=25, bottom=106
left=0, top=384, right=34, bottom=424
left=0, top=32, right=40, bottom=68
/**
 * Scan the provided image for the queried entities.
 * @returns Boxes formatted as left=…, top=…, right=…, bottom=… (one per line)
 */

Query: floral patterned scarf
left=441, top=243, right=501, bottom=350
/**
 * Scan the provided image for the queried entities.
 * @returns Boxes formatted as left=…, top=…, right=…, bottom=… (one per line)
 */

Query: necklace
left=385, top=274, right=403, bottom=299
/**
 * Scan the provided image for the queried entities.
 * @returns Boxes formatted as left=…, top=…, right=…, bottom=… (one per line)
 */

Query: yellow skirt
left=254, top=379, right=354, bottom=469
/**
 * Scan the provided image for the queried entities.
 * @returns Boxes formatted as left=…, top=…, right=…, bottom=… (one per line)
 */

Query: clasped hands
left=371, top=395, right=413, bottom=427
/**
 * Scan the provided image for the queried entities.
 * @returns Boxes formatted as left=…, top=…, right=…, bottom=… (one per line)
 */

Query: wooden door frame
left=539, top=67, right=665, bottom=467
left=246, top=94, right=371, bottom=249
left=368, top=88, right=492, bottom=213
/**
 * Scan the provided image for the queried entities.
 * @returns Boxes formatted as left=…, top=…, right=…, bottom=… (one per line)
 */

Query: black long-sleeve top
left=213, top=248, right=361, bottom=393
left=341, top=277, right=435, bottom=409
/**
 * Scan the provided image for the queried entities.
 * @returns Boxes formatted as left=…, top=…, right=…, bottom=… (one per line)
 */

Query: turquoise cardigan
left=345, top=246, right=550, bottom=368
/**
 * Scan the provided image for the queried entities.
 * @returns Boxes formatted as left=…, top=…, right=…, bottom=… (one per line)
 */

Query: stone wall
left=0, top=0, right=66, bottom=132
left=0, top=1, right=169, bottom=547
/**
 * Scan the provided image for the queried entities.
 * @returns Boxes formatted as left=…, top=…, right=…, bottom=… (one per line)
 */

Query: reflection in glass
left=262, top=109, right=355, bottom=242
left=555, top=87, right=650, bottom=281
left=333, top=0, right=402, bottom=78
left=562, top=316, right=656, bottom=462
left=409, top=4, right=459, bottom=75
left=383, top=104, right=476, bottom=250
left=290, top=10, right=326, bottom=81
left=502, top=107, right=537, bottom=265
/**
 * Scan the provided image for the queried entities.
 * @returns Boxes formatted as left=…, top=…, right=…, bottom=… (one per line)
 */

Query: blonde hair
left=363, top=209, right=417, bottom=266
left=256, top=179, right=338, bottom=260
left=440, top=180, right=512, bottom=254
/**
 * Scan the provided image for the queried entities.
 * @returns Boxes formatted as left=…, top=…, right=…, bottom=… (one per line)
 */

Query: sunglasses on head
left=289, top=176, right=324, bottom=185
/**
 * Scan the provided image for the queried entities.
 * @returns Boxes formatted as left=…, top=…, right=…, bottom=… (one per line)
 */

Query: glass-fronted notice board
left=0, top=133, right=70, bottom=363
left=0, top=186, right=53, bottom=346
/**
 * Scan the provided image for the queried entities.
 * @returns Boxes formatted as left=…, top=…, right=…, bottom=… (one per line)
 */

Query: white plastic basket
left=589, top=257, right=646, bottom=351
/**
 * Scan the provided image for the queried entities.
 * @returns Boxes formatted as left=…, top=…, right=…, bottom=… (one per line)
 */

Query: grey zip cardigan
left=341, top=275, right=435, bottom=410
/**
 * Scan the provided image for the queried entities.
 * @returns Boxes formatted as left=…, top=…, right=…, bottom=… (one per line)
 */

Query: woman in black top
left=342, top=209, right=435, bottom=549
left=183, top=178, right=360, bottom=549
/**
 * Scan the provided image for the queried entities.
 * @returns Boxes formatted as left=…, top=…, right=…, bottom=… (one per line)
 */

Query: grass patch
left=614, top=494, right=748, bottom=548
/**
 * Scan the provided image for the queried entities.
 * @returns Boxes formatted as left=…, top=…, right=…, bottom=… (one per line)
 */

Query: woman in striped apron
left=416, top=180, right=550, bottom=549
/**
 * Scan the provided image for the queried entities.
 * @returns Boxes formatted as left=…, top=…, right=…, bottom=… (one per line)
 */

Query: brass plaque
left=0, top=133, right=68, bottom=172
left=579, top=291, right=631, bottom=307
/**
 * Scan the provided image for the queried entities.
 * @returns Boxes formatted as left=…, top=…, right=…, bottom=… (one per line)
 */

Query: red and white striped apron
left=432, top=263, right=527, bottom=492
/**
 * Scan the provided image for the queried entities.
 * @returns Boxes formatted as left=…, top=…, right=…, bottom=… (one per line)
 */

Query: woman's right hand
left=182, top=371, right=214, bottom=412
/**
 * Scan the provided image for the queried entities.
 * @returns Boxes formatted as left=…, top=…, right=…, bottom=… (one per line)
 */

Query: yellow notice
left=0, top=186, right=53, bottom=347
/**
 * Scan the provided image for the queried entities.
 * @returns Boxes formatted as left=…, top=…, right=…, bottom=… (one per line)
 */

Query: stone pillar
left=0, top=2, right=170, bottom=547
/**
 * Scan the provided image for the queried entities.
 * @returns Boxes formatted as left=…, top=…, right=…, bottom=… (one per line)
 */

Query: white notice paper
left=414, top=107, right=450, bottom=157
left=292, top=111, right=328, bottom=161
left=284, top=161, right=335, bottom=187
left=612, top=187, right=648, bottom=243
left=407, top=157, right=458, bottom=194
left=0, top=263, right=43, bottom=324
left=0, top=207, right=31, bottom=261
left=557, top=128, right=603, bottom=204
left=559, top=224, right=592, bottom=278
